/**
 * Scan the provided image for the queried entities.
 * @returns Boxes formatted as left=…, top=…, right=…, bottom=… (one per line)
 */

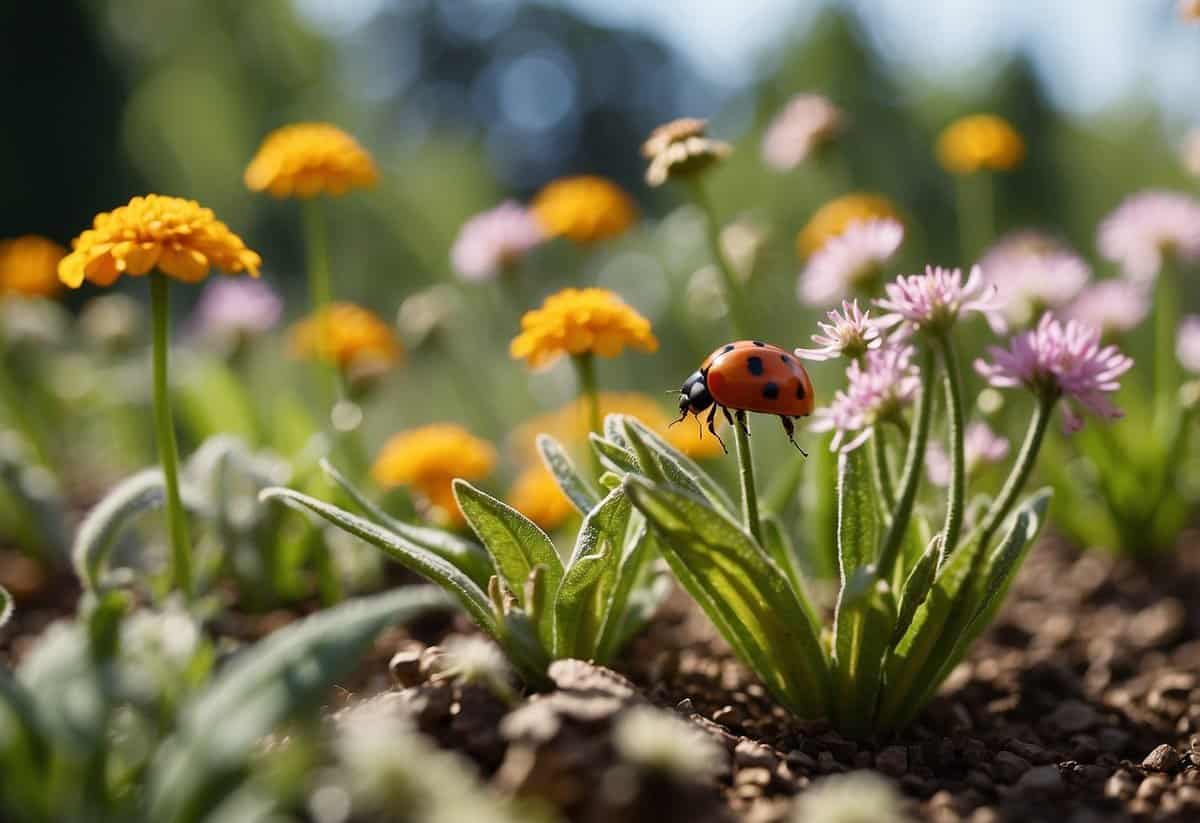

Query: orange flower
left=531, top=176, right=637, bottom=245
left=0, top=235, right=66, bottom=298
left=510, top=288, right=657, bottom=369
left=372, top=424, right=496, bottom=526
left=245, top=123, right=378, bottom=198
left=289, top=302, right=402, bottom=375
left=936, top=114, right=1025, bottom=174
left=507, top=464, right=575, bottom=531
left=59, top=195, right=260, bottom=288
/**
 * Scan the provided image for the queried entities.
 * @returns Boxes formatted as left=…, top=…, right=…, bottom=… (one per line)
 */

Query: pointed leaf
left=453, top=480, right=563, bottom=648
left=619, top=415, right=736, bottom=514
left=260, top=487, right=497, bottom=638
left=891, top=536, right=939, bottom=644
left=148, top=587, right=450, bottom=822
left=553, top=486, right=632, bottom=658
left=624, top=476, right=830, bottom=718
left=536, top=434, right=599, bottom=514
left=761, top=514, right=821, bottom=635
left=321, top=460, right=493, bottom=588
left=590, top=432, right=641, bottom=475
left=835, top=447, right=878, bottom=575
left=593, top=521, right=657, bottom=663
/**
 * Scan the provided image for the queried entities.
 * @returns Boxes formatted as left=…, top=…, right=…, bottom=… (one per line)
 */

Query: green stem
left=572, top=353, right=602, bottom=476
left=933, top=333, right=966, bottom=560
left=976, top=392, right=1055, bottom=551
left=302, top=198, right=337, bottom=415
left=955, top=172, right=993, bottom=265
left=691, top=179, right=751, bottom=339
left=870, top=425, right=896, bottom=511
left=733, top=410, right=763, bottom=545
left=876, top=347, right=936, bottom=581
left=1153, top=259, right=1179, bottom=433
left=150, top=274, right=192, bottom=599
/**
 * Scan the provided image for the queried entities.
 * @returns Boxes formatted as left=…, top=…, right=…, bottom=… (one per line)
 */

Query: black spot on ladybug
left=747, top=356, right=764, bottom=376
left=796, top=383, right=806, bottom=399
left=723, top=344, right=735, bottom=353
left=763, top=381, right=780, bottom=399
left=780, top=353, right=790, bottom=364
left=753, top=340, right=765, bottom=347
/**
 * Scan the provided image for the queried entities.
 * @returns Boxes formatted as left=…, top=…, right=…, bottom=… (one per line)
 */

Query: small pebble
left=1143, top=743, right=1182, bottom=773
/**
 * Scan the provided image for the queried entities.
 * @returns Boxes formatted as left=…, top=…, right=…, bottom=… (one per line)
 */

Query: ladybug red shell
left=676, top=340, right=814, bottom=453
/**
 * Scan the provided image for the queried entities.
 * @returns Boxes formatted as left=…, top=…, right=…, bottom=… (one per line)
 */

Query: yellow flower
left=530, top=176, right=637, bottom=245
left=510, top=287, right=657, bottom=369
left=796, top=193, right=900, bottom=258
left=288, top=302, right=402, bottom=375
left=935, top=114, right=1025, bottom=175
left=642, top=118, right=731, bottom=187
left=372, top=423, right=497, bottom=526
left=59, top=196, right=261, bottom=289
left=0, top=235, right=66, bottom=298
left=511, top=392, right=723, bottom=462
left=507, top=464, right=575, bottom=531
left=244, top=123, right=378, bottom=198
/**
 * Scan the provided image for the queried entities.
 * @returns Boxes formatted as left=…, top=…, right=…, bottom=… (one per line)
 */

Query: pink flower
left=811, top=344, right=921, bottom=451
left=761, top=94, right=844, bottom=172
left=876, top=265, right=1006, bottom=336
left=1178, top=316, right=1200, bottom=374
left=795, top=299, right=882, bottom=362
left=1063, top=279, right=1151, bottom=337
left=977, top=231, right=1090, bottom=326
left=974, top=313, right=1134, bottom=432
left=450, top=201, right=544, bottom=282
left=798, top=218, right=903, bottom=307
left=190, top=278, right=282, bottom=343
left=1097, top=190, right=1200, bottom=281
left=926, top=422, right=1010, bottom=486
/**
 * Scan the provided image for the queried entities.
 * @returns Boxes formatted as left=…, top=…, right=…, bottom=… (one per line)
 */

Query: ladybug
left=674, top=340, right=814, bottom=454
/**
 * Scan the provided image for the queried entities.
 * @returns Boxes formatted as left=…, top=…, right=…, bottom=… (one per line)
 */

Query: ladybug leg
left=780, top=415, right=808, bottom=457
left=729, top=408, right=749, bottom=438
left=706, top=404, right=728, bottom=453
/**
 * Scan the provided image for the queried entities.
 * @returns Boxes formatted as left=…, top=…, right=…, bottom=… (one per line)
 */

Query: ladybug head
left=678, top=369, right=713, bottom=416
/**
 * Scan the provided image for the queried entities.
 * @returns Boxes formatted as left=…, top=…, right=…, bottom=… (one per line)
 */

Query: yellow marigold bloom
left=289, top=302, right=402, bottom=374
left=58, top=195, right=261, bottom=289
left=372, top=423, right=497, bottom=525
left=0, top=235, right=66, bottom=298
left=530, top=176, right=637, bottom=245
left=507, top=464, right=575, bottom=531
left=511, top=392, right=723, bottom=462
left=796, top=193, right=900, bottom=258
left=511, top=287, right=657, bottom=369
left=935, top=114, right=1025, bottom=175
left=244, top=123, right=378, bottom=198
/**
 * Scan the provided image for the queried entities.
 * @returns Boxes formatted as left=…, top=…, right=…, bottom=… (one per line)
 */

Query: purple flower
left=798, top=218, right=903, bottom=307
left=450, top=201, right=544, bottom=282
left=977, top=232, right=1090, bottom=326
left=1063, top=279, right=1151, bottom=337
left=811, top=344, right=921, bottom=451
left=1097, top=190, right=1200, bottom=281
left=1178, top=316, right=1200, bottom=374
left=795, top=299, right=882, bottom=362
left=926, top=422, right=1010, bottom=486
left=761, top=94, right=843, bottom=172
left=190, top=278, right=282, bottom=343
left=876, top=264, right=1006, bottom=336
left=974, top=313, right=1134, bottom=433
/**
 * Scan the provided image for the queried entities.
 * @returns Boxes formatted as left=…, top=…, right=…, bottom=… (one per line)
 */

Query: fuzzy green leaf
left=590, top=432, right=641, bottom=475
left=536, top=434, right=599, bottom=514
left=593, top=521, right=656, bottom=663
left=619, top=415, right=736, bottom=514
left=0, top=584, right=10, bottom=629
left=891, top=536, right=939, bottom=645
left=453, top=480, right=563, bottom=649
left=320, top=460, right=493, bottom=588
left=148, top=587, right=450, bottom=823
left=553, top=486, right=632, bottom=658
left=260, top=487, right=498, bottom=638
left=624, top=476, right=830, bottom=718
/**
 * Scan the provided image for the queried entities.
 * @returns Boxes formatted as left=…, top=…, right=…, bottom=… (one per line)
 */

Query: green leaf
left=619, top=419, right=668, bottom=484
left=320, top=460, right=493, bottom=588
left=260, top=487, right=498, bottom=638
left=453, top=480, right=563, bottom=650
left=891, top=536, right=939, bottom=644
left=148, top=587, right=450, bottom=823
left=835, top=447, right=878, bottom=575
left=553, top=486, right=632, bottom=658
left=0, top=665, right=47, bottom=803
left=593, top=521, right=656, bottom=663
left=619, top=415, right=736, bottom=514
left=536, top=434, right=599, bottom=514
left=624, top=476, right=830, bottom=718
left=761, top=514, right=821, bottom=635
left=0, top=584, right=10, bottom=629
left=71, top=469, right=202, bottom=592
left=176, top=357, right=259, bottom=443
left=590, top=432, right=641, bottom=475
